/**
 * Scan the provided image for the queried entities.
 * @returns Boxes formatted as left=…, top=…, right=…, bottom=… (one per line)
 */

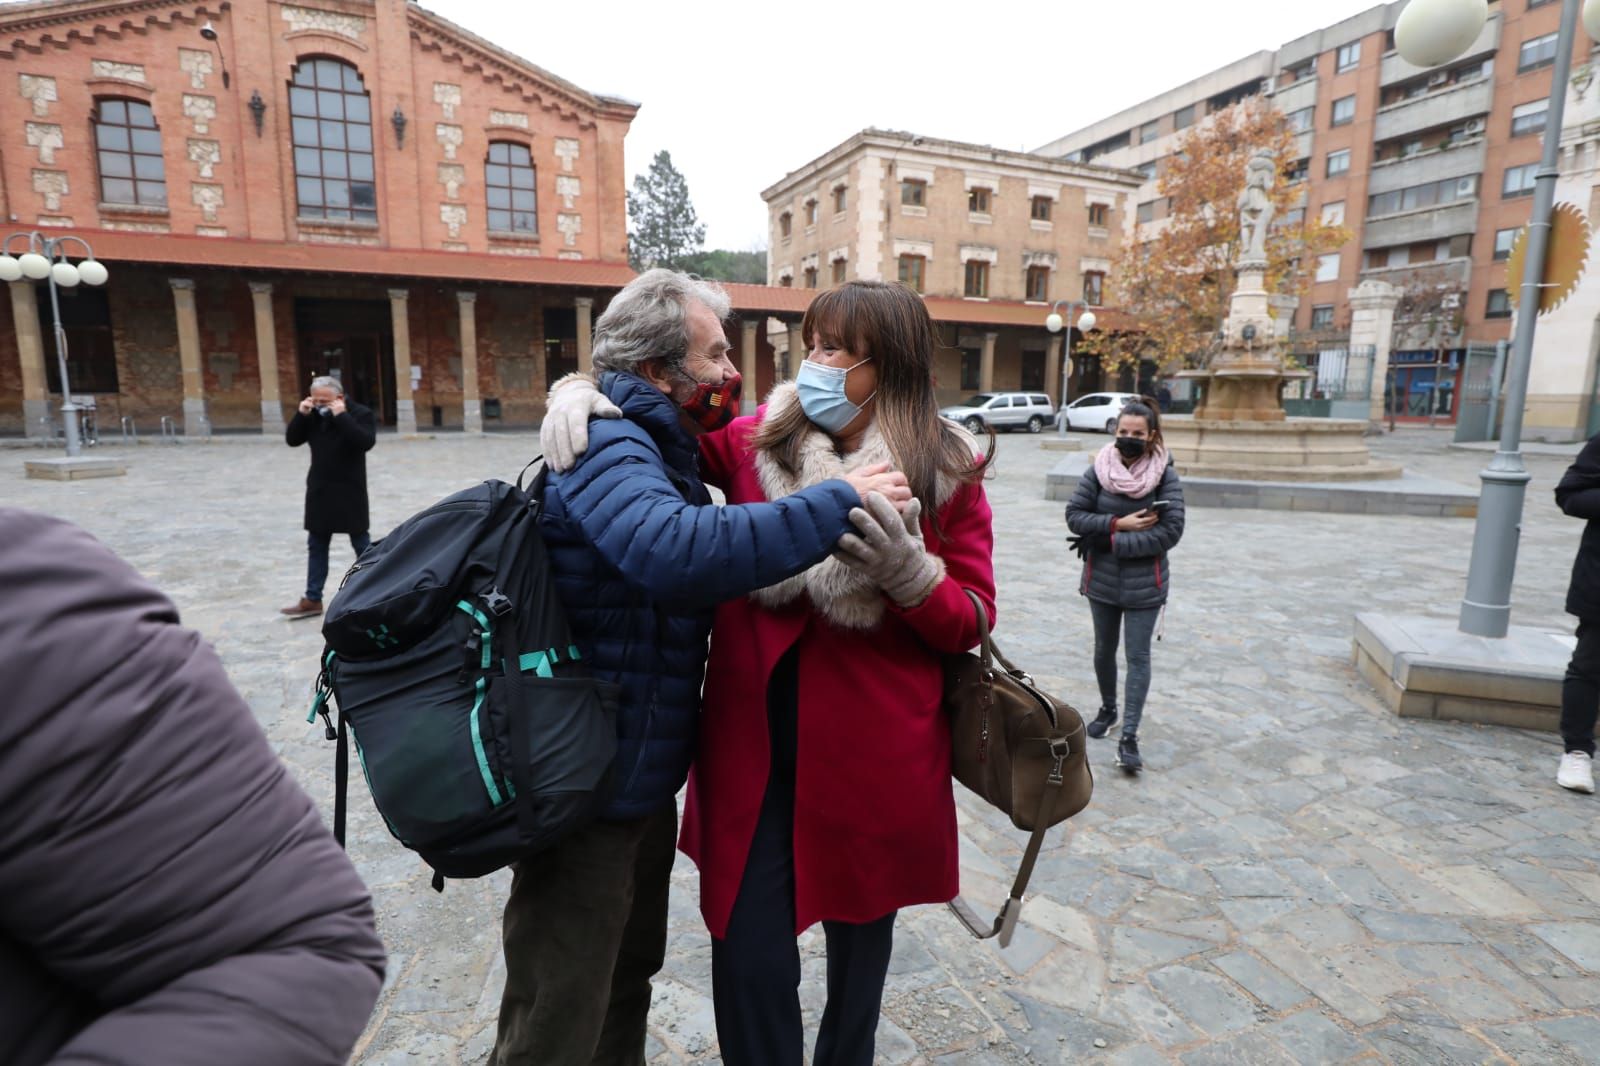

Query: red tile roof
left=923, top=296, right=1132, bottom=332
left=720, top=282, right=815, bottom=315
left=73, top=229, right=637, bottom=288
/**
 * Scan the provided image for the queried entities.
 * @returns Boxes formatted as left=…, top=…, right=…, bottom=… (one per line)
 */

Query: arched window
left=94, top=99, right=166, bottom=207
left=289, top=58, right=375, bottom=222
left=486, top=142, right=536, bottom=234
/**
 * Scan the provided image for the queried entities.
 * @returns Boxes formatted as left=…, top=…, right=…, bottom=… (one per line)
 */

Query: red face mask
left=679, top=373, right=742, bottom=431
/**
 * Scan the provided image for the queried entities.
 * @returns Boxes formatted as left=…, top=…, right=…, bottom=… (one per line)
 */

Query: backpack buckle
left=481, top=589, right=514, bottom=617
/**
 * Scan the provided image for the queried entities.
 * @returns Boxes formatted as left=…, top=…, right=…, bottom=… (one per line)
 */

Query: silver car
left=939, top=392, right=1056, bottom=434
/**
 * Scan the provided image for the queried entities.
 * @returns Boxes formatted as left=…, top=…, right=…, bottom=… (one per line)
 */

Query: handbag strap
left=947, top=736, right=1072, bottom=947
left=961, top=587, right=1029, bottom=681
left=949, top=588, right=1073, bottom=947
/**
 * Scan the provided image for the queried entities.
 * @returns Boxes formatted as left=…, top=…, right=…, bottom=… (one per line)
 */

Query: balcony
left=1367, top=139, right=1485, bottom=195
left=1373, top=78, right=1494, bottom=142
left=1273, top=77, right=1318, bottom=116
left=1379, top=14, right=1500, bottom=86
left=1362, top=200, right=1479, bottom=249
left=1359, top=255, right=1473, bottom=289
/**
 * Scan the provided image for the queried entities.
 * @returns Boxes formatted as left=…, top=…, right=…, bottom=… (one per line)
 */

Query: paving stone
left=1146, top=964, right=1259, bottom=1036
left=1352, top=907, right=1475, bottom=944
left=1531, top=921, right=1600, bottom=971
left=1177, top=1029, right=1300, bottom=1066
left=1267, top=1008, right=1372, bottom=1062
left=1366, top=1020, right=1502, bottom=1066
left=1245, top=935, right=1389, bottom=1026
left=1210, top=862, right=1294, bottom=898
left=1482, top=1022, right=1590, bottom=1066
left=1101, top=982, right=1202, bottom=1048
left=1107, top=926, right=1211, bottom=977
left=15, top=431, right=1594, bottom=1064
left=1001, top=993, right=1131, bottom=1060
left=1416, top=977, right=1526, bottom=1024
left=1211, top=951, right=1311, bottom=1011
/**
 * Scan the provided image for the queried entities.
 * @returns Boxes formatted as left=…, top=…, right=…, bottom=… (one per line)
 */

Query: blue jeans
left=1087, top=598, right=1161, bottom=739
left=305, top=530, right=371, bottom=602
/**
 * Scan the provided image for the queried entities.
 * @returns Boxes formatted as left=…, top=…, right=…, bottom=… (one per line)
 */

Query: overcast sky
left=438, top=0, right=1388, bottom=251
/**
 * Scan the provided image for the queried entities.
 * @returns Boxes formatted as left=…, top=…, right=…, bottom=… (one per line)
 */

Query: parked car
left=1061, top=392, right=1143, bottom=433
left=939, top=392, right=1056, bottom=434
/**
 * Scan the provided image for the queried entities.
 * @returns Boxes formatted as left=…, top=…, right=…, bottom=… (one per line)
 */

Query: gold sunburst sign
left=1506, top=202, right=1592, bottom=315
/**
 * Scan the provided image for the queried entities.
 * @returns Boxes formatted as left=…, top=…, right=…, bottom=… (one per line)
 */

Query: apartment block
left=1035, top=0, right=1591, bottom=428
left=761, top=129, right=1143, bottom=405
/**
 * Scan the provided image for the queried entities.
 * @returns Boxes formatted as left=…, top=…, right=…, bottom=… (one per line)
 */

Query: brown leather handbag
left=944, top=589, right=1093, bottom=947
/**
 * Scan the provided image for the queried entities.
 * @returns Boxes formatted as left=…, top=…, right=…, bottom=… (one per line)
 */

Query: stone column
left=248, top=281, right=283, bottom=433
left=388, top=287, right=416, bottom=435
left=787, top=323, right=805, bottom=380
left=10, top=280, right=50, bottom=437
left=979, top=331, right=998, bottom=392
left=575, top=296, right=594, bottom=374
left=1044, top=334, right=1064, bottom=408
left=740, top=318, right=759, bottom=413
left=170, top=278, right=209, bottom=438
left=457, top=291, right=482, bottom=433
left=1348, top=279, right=1401, bottom=428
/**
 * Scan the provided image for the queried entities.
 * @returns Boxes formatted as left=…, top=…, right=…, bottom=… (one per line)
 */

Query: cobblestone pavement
left=7, top=426, right=1598, bottom=1065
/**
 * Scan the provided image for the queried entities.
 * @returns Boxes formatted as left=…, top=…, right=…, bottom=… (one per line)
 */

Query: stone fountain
left=1165, top=148, right=1401, bottom=483
left=1049, top=148, right=1478, bottom=517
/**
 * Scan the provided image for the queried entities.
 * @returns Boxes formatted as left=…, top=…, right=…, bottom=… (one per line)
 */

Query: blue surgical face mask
left=795, top=357, right=874, bottom=434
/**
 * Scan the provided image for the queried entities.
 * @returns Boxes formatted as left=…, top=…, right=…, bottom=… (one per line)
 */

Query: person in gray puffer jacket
left=1065, top=396, right=1186, bottom=772
left=0, top=509, right=386, bottom=1066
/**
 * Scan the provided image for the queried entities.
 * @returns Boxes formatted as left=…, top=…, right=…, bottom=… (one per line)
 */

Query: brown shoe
left=280, top=597, right=323, bottom=619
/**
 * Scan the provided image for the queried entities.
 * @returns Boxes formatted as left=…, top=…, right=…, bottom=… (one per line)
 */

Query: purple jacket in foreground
left=0, top=509, right=386, bottom=1066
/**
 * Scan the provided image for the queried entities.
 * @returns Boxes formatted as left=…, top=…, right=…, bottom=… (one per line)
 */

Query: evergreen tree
left=626, top=150, right=706, bottom=271
left=681, top=248, right=767, bottom=283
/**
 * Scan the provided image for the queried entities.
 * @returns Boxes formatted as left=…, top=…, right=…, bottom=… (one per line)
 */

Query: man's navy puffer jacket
left=540, top=372, right=859, bottom=820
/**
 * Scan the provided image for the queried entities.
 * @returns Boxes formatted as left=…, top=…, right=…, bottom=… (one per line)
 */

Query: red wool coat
left=678, top=412, right=996, bottom=937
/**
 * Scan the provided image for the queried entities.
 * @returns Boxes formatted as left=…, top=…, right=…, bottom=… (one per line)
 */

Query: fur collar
left=749, top=383, right=974, bottom=630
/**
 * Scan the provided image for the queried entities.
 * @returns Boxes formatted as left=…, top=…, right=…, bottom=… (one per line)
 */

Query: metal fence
left=1452, top=342, right=1507, bottom=444
left=1282, top=345, right=1376, bottom=419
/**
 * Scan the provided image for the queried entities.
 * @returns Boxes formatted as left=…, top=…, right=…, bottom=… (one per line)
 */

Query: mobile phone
left=1149, top=500, right=1171, bottom=511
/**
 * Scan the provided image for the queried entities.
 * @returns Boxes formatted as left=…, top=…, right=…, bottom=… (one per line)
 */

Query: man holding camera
left=280, top=376, right=377, bottom=619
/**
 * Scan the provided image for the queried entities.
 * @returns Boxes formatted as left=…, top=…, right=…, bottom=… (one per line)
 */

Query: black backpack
left=307, top=470, right=619, bottom=890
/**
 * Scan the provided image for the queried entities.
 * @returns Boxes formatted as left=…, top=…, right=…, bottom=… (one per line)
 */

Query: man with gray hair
left=279, top=375, right=377, bottom=619
left=488, top=269, right=910, bottom=1065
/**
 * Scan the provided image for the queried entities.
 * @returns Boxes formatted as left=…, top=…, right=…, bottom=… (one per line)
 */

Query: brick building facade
left=762, top=130, right=1143, bottom=408
left=0, top=0, right=637, bottom=437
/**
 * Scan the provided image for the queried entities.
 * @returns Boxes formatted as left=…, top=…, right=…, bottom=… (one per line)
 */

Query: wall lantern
left=248, top=90, right=266, bottom=137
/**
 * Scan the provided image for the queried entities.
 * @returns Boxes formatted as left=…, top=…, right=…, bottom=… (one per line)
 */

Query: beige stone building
left=1523, top=59, right=1600, bottom=441
left=761, top=129, right=1143, bottom=406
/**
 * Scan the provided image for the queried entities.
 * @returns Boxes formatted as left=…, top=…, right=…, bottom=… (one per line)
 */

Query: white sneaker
left=1558, top=751, right=1595, bottom=794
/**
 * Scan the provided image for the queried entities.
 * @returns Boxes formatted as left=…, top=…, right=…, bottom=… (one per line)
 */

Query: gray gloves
left=836, top=492, right=943, bottom=608
left=540, top=373, right=622, bottom=472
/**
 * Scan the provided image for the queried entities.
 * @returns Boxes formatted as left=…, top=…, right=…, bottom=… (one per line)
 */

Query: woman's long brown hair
left=753, top=280, right=993, bottom=540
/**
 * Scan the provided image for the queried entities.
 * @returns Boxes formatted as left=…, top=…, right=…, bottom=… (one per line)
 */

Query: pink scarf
left=1094, top=441, right=1167, bottom=498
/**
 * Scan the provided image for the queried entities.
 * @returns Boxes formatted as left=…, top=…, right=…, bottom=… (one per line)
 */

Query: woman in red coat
left=680, top=280, right=995, bottom=1065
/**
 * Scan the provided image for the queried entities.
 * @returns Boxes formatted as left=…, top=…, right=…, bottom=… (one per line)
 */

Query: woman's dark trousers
left=711, top=648, right=897, bottom=1066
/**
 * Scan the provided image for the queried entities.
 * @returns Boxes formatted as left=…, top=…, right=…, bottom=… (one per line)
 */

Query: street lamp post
left=1045, top=300, right=1097, bottom=433
left=0, top=233, right=110, bottom=458
left=1397, top=0, right=1595, bottom=637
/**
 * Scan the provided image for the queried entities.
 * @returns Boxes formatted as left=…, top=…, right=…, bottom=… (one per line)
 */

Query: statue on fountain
left=1166, top=145, right=1395, bottom=480
left=1236, top=149, right=1276, bottom=268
